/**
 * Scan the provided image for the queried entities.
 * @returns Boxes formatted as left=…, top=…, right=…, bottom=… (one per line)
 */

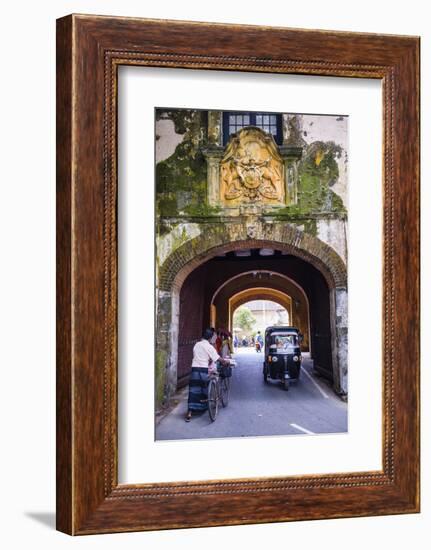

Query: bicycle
left=207, top=361, right=234, bottom=422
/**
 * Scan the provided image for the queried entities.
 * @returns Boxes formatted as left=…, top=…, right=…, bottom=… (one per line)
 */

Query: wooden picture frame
left=56, top=14, right=420, bottom=535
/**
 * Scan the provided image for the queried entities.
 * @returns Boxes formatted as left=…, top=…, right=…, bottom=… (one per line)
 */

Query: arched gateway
left=211, top=273, right=311, bottom=352
left=156, top=221, right=347, bottom=405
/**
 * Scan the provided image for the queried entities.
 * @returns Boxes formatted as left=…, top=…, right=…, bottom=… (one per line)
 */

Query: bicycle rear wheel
left=208, top=379, right=218, bottom=421
left=221, top=377, right=230, bottom=407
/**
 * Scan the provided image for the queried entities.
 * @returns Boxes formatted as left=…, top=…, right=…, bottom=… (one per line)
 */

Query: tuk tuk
left=263, top=326, right=302, bottom=391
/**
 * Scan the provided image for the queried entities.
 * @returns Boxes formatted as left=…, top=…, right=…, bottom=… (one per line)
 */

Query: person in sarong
left=215, top=330, right=223, bottom=355
left=185, top=328, right=230, bottom=422
left=220, top=331, right=233, bottom=359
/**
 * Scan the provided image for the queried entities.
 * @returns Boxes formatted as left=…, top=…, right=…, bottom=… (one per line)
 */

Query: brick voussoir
left=158, top=223, right=347, bottom=291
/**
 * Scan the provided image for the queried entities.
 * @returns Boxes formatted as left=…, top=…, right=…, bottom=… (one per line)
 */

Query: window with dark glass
left=222, top=111, right=282, bottom=145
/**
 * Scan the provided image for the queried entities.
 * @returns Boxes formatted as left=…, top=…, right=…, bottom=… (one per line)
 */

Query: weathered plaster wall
left=300, top=114, right=348, bottom=206
left=155, top=117, right=185, bottom=163
left=317, top=218, right=347, bottom=262
left=155, top=109, right=348, bottom=262
left=157, top=223, right=201, bottom=271
left=155, top=109, right=214, bottom=218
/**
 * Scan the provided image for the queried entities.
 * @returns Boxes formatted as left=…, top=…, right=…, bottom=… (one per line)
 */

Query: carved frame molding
left=56, top=15, right=420, bottom=534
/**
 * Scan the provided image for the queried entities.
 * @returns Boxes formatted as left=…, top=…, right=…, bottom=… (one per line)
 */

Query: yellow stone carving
left=220, top=127, right=285, bottom=206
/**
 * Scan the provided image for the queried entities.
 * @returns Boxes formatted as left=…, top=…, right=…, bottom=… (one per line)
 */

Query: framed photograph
left=56, top=14, right=420, bottom=535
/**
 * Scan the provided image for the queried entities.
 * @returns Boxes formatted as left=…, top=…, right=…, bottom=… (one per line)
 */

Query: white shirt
left=192, top=339, right=220, bottom=368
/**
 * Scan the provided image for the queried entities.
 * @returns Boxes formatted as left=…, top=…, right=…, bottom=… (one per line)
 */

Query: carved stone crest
left=246, top=224, right=258, bottom=239
left=220, top=127, right=285, bottom=206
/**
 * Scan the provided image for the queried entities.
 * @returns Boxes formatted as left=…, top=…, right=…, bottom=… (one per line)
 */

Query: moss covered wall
left=296, top=141, right=345, bottom=214
left=156, top=109, right=215, bottom=218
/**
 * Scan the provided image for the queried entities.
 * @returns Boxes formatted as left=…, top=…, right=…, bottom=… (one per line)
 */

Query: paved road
left=155, top=348, right=347, bottom=441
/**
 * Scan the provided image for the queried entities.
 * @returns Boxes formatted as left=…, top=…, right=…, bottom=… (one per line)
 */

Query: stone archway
left=210, top=271, right=311, bottom=352
left=156, top=221, right=347, bottom=406
left=229, top=287, right=293, bottom=332
left=158, top=221, right=347, bottom=292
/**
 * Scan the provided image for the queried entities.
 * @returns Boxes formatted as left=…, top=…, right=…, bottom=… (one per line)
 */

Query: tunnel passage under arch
left=156, top=228, right=347, bottom=404
left=176, top=251, right=333, bottom=387
left=230, top=289, right=292, bottom=332
left=210, top=271, right=311, bottom=352
left=231, top=296, right=291, bottom=344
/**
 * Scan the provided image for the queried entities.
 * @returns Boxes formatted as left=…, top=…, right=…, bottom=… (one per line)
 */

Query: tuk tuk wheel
left=283, top=379, right=289, bottom=391
left=263, top=365, right=268, bottom=383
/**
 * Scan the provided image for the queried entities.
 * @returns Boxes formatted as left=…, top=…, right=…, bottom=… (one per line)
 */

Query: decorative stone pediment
left=220, top=127, right=284, bottom=206
left=203, top=114, right=303, bottom=213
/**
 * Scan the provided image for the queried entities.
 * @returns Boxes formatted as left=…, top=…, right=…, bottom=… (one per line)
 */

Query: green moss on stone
left=156, top=109, right=207, bottom=136
left=157, top=196, right=178, bottom=217
left=157, top=220, right=174, bottom=237
left=169, top=225, right=190, bottom=250
left=296, top=141, right=346, bottom=214
left=156, top=111, right=346, bottom=235
left=182, top=203, right=222, bottom=217
left=156, top=109, right=208, bottom=217
left=155, top=349, right=168, bottom=406
left=301, top=219, right=318, bottom=236
left=264, top=140, right=346, bottom=228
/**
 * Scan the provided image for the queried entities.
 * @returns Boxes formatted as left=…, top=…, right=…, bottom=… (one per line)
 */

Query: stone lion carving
left=220, top=127, right=284, bottom=205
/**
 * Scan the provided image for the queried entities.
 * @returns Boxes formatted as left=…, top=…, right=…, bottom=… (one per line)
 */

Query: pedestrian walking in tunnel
left=215, top=330, right=223, bottom=355
left=256, top=331, right=263, bottom=352
left=221, top=330, right=233, bottom=358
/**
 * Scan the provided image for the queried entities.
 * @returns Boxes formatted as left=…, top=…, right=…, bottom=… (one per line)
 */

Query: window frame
left=222, top=111, right=283, bottom=145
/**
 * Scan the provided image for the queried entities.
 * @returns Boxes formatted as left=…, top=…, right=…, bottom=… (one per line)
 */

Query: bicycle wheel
left=208, top=379, right=218, bottom=422
left=221, top=376, right=230, bottom=407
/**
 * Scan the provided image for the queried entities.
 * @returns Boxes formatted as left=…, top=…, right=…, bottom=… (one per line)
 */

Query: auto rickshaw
left=262, top=326, right=302, bottom=391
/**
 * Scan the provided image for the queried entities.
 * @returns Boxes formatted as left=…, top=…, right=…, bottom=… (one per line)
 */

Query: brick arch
left=212, top=274, right=311, bottom=352
left=230, top=288, right=292, bottom=313
left=158, top=223, right=347, bottom=293
left=157, top=223, right=348, bottom=404
left=230, top=287, right=293, bottom=329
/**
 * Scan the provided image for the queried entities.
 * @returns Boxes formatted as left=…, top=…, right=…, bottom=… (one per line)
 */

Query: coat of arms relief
left=220, top=127, right=285, bottom=206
